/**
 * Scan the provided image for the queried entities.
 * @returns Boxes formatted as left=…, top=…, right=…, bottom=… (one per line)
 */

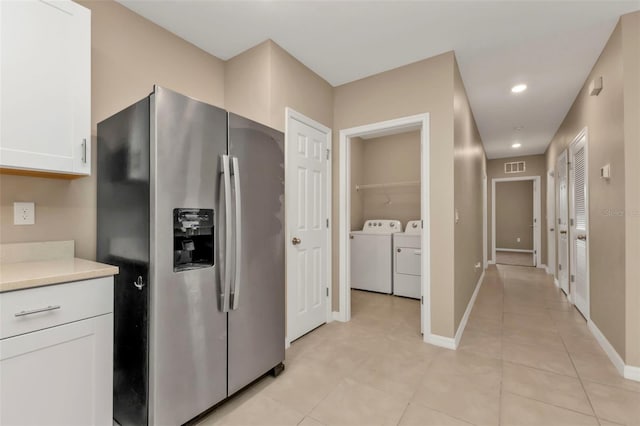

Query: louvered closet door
left=570, top=132, right=589, bottom=318
left=556, top=151, right=570, bottom=296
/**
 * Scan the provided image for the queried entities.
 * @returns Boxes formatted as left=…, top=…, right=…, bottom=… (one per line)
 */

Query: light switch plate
left=14, top=202, right=35, bottom=225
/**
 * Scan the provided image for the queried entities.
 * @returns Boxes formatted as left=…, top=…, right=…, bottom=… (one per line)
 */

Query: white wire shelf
left=355, top=180, right=420, bottom=191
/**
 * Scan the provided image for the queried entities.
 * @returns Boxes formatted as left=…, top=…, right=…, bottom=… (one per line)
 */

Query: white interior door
left=286, top=110, right=331, bottom=342
left=570, top=132, right=589, bottom=318
left=556, top=151, right=570, bottom=295
left=547, top=171, right=556, bottom=276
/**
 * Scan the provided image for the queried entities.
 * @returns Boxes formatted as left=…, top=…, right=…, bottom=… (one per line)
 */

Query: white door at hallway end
left=285, top=109, right=332, bottom=343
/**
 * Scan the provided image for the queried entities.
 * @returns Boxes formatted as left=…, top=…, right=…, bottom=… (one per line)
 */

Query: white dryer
left=350, top=219, right=402, bottom=294
left=393, top=220, right=422, bottom=299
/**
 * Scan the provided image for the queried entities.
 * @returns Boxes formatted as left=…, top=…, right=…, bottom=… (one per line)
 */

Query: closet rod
left=355, top=180, right=420, bottom=191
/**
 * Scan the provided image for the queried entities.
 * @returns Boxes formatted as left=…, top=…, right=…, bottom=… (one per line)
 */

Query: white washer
left=350, top=219, right=402, bottom=294
left=393, top=220, right=422, bottom=299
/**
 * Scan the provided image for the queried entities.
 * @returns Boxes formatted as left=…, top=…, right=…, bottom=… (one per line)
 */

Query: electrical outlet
left=517, top=237, right=521, bottom=243
left=14, top=202, right=35, bottom=225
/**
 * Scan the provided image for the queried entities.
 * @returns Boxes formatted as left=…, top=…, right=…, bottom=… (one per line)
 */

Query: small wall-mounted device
left=589, top=76, right=603, bottom=96
left=600, top=164, right=611, bottom=179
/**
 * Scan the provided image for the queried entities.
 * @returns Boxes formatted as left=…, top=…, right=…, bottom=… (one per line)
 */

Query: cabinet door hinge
left=326, top=218, right=329, bottom=228
left=326, top=288, right=329, bottom=297
left=326, top=149, right=330, bottom=160
left=571, top=274, right=575, bottom=283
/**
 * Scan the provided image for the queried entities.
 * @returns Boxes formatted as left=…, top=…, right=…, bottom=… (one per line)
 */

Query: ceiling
left=117, top=0, right=639, bottom=159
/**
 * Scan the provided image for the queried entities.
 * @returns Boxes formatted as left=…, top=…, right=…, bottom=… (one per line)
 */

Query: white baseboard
left=496, top=248, right=534, bottom=253
left=332, top=311, right=346, bottom=322
left=488, top=260, right=496, bottom=265
left=452, top=270, right=485, bottom=348
left=537, top=263, right=547, bottom=271
left=285, top=338, right=291, bottom=349
left=588, top=319, right=640, bottom=382
left=554, top=278, right=560, bottom=288
left=425, top=333, right=457, bottom=350
left=625, top=365, right=640, bottom=382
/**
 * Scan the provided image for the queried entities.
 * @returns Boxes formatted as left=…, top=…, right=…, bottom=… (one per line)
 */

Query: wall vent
left=504, top=161, right=526, bottom=174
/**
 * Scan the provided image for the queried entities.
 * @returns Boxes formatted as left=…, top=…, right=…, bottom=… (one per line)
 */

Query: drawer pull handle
left=15, top=305, right=61, bottom=317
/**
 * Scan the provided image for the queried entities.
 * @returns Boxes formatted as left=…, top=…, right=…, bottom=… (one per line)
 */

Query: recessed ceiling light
left=512, top=143, right=522, bottom=148
left=511, top=84, right=527, bottom=93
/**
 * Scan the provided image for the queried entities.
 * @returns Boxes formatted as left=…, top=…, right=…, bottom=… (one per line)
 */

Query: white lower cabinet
left=0, top=278, right=114, bottom=426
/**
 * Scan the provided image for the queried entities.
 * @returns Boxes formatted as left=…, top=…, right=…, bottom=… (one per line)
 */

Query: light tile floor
left=495, top=251, right=535, bottom=267
left=198, top=265, right=640, bottom=426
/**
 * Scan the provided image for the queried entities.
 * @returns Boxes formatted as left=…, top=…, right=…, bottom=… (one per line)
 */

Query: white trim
left=496, top=248, right=534, bottom=253
left=483, top=174, right=488, bottom=269
left=453, top=270, right=485, bottom=348
left=285, top=338, right=291, bottom=350
left=547, top=169, right=556, bottom=277
left=425, top=334, right=456, bottom=350
left=284, top=107, right=333, bottom=344
left=569, top=127, right=590, bottom=320
left=554, top=278, right=560, bottom=288
left=537, top=264, right=548, bottom=273
left=588, top=320, right=640, bottom=382
left=626, top=365, right=640, bottom=382
left=491, top=176, right=542, bottom=267
left=588, top=320, right=625, bottom=376
left=338, top=114, right=431, bottom=338
left=488, top=260, right=496, bottom=265
left=332, top=311, right=345, bottom=322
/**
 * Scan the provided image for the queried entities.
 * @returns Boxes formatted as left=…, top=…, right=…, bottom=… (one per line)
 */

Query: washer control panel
left=362, top=219, right=402, bottom=233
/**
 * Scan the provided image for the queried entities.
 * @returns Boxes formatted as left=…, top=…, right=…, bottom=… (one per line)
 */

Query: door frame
left=284, top=107, right=333, bottom=347
left=491, top=176, right=542, bottom=267
left=483, top=173, right=488, bottom=269
left=337, top=113, right=431, bottom=339
left=569, top=127, right=590, bottom=319
left=547, top=169, right=556, bottom=277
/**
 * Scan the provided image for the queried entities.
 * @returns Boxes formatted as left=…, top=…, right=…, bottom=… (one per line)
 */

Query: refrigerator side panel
left=96, top=98, right=150, bottom=426
left=227, top=113, right=285, bottom=395
left=149, top=87, right=228, bottom=426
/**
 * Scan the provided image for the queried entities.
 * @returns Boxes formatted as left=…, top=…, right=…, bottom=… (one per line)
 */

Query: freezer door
left=227, top=113, right=285, bottom=395
left=150, top=87, right=228, bottom=425
left=97, top=98, right=150, bottom=426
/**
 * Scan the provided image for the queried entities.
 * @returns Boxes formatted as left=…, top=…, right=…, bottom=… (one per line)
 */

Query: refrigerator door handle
left=231, top=156, right=243, bottom=310
left=221, top=155, right=233, bottom=312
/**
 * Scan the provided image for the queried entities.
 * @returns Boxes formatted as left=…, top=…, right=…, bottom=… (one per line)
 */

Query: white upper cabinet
left=0, top=0, right=91, bottom=176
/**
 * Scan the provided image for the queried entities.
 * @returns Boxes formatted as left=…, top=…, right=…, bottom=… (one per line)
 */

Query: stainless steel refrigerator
left=97, top=86, right=285, bottom=426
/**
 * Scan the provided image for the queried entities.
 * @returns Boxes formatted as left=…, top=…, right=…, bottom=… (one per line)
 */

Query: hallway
left=199, top=265, right=640, bottom=426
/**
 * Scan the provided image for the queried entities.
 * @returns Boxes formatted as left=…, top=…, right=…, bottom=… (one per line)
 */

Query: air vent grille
left=504, top=161, right=526, bottom=174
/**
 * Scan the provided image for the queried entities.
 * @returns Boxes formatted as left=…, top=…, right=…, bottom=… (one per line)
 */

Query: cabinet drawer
left=0, top=277, right=113, bottom=339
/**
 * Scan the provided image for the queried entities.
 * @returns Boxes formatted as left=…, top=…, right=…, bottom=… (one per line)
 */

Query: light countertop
left=0, top=258, right=119, bottom=293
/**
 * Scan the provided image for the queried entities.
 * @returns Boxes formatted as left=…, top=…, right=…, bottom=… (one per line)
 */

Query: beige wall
left=621, top=12, right=640, bottom=367
left=453, top=59, right=486, bottom=331
left=357, top=131, right=421, bottom=227
left=0, top=0, right=226, bottom=259
left=544, top=13, right=640, bottom=364
left=350, top=137, right=365, bottom=231
left=225, top=40, right=333, bottom=132
left=487, top=154, right=547, bottom=264
left=495, top=181, right=534, bottom=250
left=334, top=52, right=457, bottom=337
left=224, top=41, right=271, bottom=127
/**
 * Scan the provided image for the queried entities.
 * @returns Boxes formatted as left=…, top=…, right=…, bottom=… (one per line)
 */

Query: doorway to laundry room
left=348, top=129, right=423, bottom=339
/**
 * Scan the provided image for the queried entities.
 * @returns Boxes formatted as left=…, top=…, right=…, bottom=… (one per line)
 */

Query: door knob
left=577, top=235, right=587, bottom=241
left=292, top=237, right=302, bottom=245
left=560, top=230, right=568, bottom=235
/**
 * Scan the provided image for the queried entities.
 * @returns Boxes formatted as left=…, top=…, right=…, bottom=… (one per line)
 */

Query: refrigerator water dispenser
left=173, top=208, right=214, bottom=271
